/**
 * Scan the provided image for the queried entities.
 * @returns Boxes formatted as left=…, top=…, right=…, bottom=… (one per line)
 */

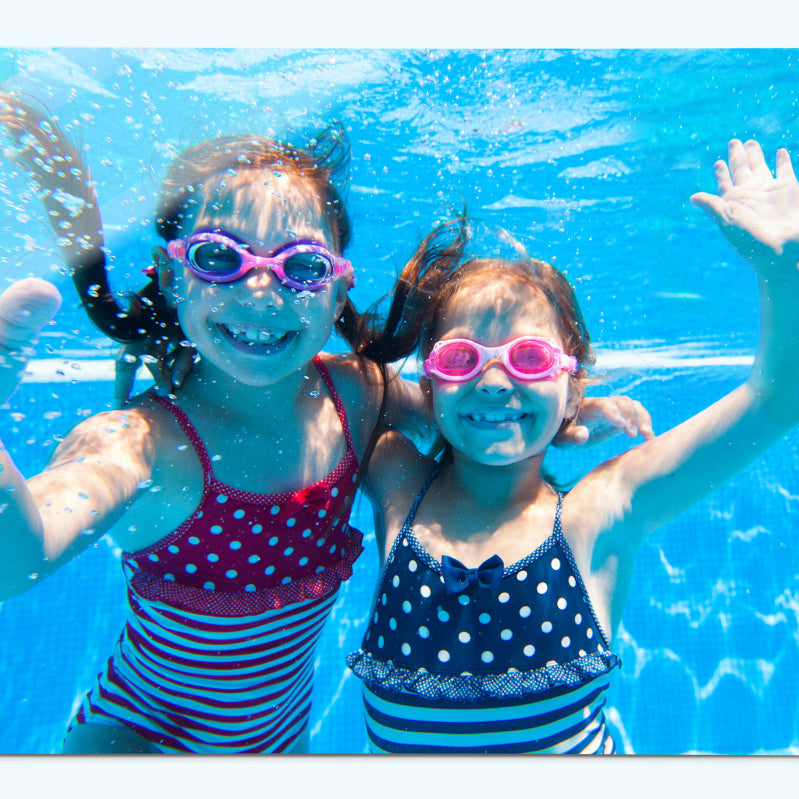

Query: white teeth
left=467, top=411, right=527, bottom=423
left=222, top=324, right=285, bottom=344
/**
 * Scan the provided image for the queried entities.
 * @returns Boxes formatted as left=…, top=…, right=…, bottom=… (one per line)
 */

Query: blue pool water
left=1, top=48, right=799, bottom=754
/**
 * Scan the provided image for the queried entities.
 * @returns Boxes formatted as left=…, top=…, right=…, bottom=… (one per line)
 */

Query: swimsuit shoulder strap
left=399, top=464, right=442, bottom=536
left=152, top=394, right=213, bottom=478
left=553, top=491, right=565, bottom=538
left=313, top=355, right=354, bottom=452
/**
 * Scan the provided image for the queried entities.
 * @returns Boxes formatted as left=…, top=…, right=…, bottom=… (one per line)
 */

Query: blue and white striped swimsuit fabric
left=72, top=587, right=338, bottom=753
left=347, top=467, right=620, bottom=754
left=361, top=673, right=616, bottom=754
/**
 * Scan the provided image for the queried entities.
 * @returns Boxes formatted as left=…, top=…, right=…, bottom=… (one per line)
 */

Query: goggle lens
left=436, top=342, right=480, bottom=377
left=168, top=233, right=352, bottom=290
left=188, top=241, right=240, bottom=274
left=508, top=339, right=555, bottom=374
left=282, top=251, right=332, bottom=284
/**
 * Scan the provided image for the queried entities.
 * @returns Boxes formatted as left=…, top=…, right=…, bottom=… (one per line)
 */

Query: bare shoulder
left=368, top=429, right=433, bottom=559
left=318, top=352, right=385, bottom=446
left=320, top=351, right=384, bottom=400
left=46, top=394, right=172, bottom=470
left=369, top=429, right=432, bottom=508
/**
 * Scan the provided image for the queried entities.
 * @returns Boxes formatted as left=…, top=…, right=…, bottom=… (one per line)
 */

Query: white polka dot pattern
left=352, top=476, right=618, bottom=704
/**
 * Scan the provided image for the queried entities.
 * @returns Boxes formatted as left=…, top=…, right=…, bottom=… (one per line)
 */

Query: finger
left=712, top=158, right=734, bottom=195
left=727, top=139, right=753, bottom=186
left=632, top=402, right=655, bottom=439
left=570, top=425, right=590, bottom=445
left=744, top=139, right=772, bottom=182
left=143, top=352, right=170, bottom=396
left=689, top=191, right=728, bottom=223
left=561, top=424, right=590, bottom=446
left=172, top=347, right=196, bottom=388
left=775, top=148, right=796, bottom=182
left=113, top=358, right=139, bottom=408
left=155, top=361, right=174, bottom=396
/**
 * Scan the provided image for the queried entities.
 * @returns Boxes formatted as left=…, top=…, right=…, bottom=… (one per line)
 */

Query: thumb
left=0, top=278, right=62, bottom=349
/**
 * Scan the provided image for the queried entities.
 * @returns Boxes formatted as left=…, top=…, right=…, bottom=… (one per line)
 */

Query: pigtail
left=0, top=92, right=176, bottom=344
left=356, top=216, right=470, bottom=364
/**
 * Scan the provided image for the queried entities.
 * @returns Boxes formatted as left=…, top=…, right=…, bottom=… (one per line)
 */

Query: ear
left=152, top=245, right=182, bottom=307
left=333, top=277, right=349, bottom=319
left=419, top=375, right=434, bottom=407
left=564, top=372, right=586, bottom=421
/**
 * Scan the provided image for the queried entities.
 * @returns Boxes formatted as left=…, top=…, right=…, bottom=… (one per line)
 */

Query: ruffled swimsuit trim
left=129, top=528, right=363, bottom=616
left=346, top=648, right=619, bottom=702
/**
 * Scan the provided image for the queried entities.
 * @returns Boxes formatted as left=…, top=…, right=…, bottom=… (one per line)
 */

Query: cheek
left=430, top=385, right=463, bottom=427
left=297, top=289, right=338, bottom=324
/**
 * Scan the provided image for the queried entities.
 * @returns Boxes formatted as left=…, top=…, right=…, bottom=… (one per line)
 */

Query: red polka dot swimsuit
left=126, top=355, right=362, bottom=616
left=69, top=356, right=364, bottom=752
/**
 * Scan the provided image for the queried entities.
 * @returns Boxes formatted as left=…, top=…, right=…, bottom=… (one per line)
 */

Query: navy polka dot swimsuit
left=347, top=466, right=621, bottom=754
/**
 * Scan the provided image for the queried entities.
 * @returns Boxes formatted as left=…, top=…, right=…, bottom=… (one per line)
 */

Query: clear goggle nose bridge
left=423, top=336, right=579, bottom=383
left=163, top=231, right=353, bottom=292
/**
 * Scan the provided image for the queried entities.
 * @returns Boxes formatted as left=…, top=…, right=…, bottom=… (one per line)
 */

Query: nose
left=235, top=267, right=283, bottom=310
left=475, top=359, right=514, bottom=394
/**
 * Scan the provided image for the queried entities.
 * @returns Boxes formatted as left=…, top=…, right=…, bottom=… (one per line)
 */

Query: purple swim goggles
left=164, top=230, right=353, bottom=291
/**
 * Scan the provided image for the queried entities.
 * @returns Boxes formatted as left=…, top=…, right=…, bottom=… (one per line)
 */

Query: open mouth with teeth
left=461, top=409, right=531, bottom=429
left=216, top=322, right=296, bottom=353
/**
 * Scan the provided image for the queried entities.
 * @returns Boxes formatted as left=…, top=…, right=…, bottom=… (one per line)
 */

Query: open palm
left=690, top=139, right=799, bottom=269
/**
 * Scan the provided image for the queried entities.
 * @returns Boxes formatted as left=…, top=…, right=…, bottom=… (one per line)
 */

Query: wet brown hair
left=0, top=93, right=357, bottom=348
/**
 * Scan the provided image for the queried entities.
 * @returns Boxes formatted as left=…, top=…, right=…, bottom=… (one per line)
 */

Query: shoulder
left=368, top=430, right=432, bottom=509
left=319, top=352, right=384, bottom=399
left=367, top=429, right=434, bottom=559
left=317, top=352, right=387, bottom=443
left=48, top=394, right=178, bottom=469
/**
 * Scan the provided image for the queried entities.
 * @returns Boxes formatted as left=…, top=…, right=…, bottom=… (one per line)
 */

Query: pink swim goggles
left=164, top=231, right=353, bottom=291
left=423, top=336, right=579, bottom=382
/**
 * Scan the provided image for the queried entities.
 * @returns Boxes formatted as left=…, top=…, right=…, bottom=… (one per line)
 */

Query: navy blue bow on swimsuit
left=441, top=554, right=505, bottom=595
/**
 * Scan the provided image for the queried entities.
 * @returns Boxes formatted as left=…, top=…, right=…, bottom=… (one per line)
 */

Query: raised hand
left=113, top=338, right=196, bottom=408
left=0, top=278, right=62, bottom=404
left=690, top=139, right=799, bottom=270
left=554, top=395, right=654, bottom=448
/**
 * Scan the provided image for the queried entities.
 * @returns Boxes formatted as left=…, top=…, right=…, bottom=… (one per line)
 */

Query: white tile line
left=18, top=349, right=755, bottom=384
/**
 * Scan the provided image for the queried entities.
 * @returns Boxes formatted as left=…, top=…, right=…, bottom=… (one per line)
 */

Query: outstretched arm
left=588, top=139, right=799, bottom=544
left=0, top=280, right=154, bottom=600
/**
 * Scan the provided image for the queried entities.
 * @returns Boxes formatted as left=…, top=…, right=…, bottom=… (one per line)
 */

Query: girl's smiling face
left=161, top=170, right=349, bottom=388
left=428, top=278, right=580, bottom=467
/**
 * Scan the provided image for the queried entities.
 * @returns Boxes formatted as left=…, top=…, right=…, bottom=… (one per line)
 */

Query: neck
left=443, top=450, right=551, bottom=509
left=178, top=356, right=319, bottom=422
